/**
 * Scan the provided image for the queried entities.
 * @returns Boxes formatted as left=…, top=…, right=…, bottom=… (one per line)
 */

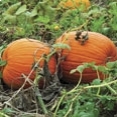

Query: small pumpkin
left=1, top=38, right=56, bottom=89
left=59, top=0, right=90, bottom=10
left=56, top=31, right=117, bottom=83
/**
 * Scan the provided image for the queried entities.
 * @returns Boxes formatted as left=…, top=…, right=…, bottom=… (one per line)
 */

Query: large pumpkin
left=1, top=38, right=56, bottom=89
left=59, top=0, right=90, bottom=10
left=56, top=31, right=117, bottom=83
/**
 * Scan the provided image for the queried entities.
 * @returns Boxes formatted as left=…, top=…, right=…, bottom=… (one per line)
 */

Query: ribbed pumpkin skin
left=56, top=31, right=117, bottom=83
left=2, top=38, right=56, bottom=89
left=59, top=0, right=90, bottom=10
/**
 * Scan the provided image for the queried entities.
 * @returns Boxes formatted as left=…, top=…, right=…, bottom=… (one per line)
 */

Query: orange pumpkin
left=56, top=31, right=117, bottom=83
left=1, top=38, right=56, bottom=89
left=59, top=0, right=90, bottom=10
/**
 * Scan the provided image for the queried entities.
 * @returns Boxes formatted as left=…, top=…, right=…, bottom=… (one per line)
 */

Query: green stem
left=34, top=86, right=48, bottom=114
left=68, top=73, right=82, bottom=94
left=34, top=74, right=48, bottom=114
left=53, top=94, right=66, bottom=117
left=103, top=81, right=117, bottom=95
left=96, top=69, right=101, bottom=95
left=64, top=93, right=80, bottom=117
left=0, top=112, right=10, bottom=117
left=96, top=87, right=100, bottom=95
left=64, top=102, right=73, bottom=117
left=54, top=73, right=82, bottom=117
left=84, top=79, right=117, bottom=95
left=96, top=69, right=100, bottom=79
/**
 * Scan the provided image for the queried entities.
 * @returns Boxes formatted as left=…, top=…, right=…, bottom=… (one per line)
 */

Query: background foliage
left=0, top=0, right=117, bottom=44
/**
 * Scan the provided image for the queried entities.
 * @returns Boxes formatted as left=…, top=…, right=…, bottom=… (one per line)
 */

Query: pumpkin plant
left=56, top=31, right=117, bottom=83
left=1, top=38, right=56, bottom=89
left=59, top=0, right=91, bottom=10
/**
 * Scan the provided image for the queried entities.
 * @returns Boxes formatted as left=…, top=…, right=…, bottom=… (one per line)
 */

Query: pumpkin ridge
left=62, top=53, right=110, bottom=64
left=56, top=31, right=117, bottom=83
left=2, top=38, right=56, bottom=89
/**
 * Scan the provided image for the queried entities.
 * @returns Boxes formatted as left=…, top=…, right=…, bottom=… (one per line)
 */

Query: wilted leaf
left=3, top=2, right=21, bottom=15
left=70, top=69, right=77, bottom=74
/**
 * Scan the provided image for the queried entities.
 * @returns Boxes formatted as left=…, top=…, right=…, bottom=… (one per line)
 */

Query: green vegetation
left=0, top=0, right=117, bottom=43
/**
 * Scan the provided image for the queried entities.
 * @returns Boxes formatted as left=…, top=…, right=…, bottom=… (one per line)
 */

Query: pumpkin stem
left=75, top=30, right=83, bottom=40
left=82, top=32, right=89, bottom=40
left=75, top=31, right=89, bottom=45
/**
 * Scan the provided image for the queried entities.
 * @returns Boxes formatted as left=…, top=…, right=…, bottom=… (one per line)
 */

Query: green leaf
left=106, top=101, right=115, bottom=110
left=91, top=79, right=101, bottom=85
left=0, top=60, right=7, bottom=66
left=100, top=95, right=115, bottom=110
left=78, top=112, right=94, bottom=117
left=2, top=14, right=16, bottom=23
left=109, top=2, right=117, bottom=7
left=29, top=7, right=38, bottom=17
left=76, top=65, right=85, bottom=73
left=98, top=65, right=108, bottom=74
left=106, top=61, right=116, bottom=68
left=83, top=62, right=96, bottom=68
left=2, top=107, right=15, bottom=115
left=35, top=15, right=50, bottom=23
left=52, top=43, right=70, bottom=50
left=15, top=5, right=27, bottom=15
